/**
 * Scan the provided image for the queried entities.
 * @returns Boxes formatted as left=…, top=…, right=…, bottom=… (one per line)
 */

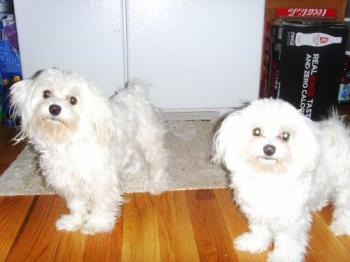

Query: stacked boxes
left=262, top=20, right=347, bottom=120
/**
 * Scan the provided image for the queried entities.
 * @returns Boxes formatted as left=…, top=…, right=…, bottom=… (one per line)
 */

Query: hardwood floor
left=1, top=125, right=350, bottom=261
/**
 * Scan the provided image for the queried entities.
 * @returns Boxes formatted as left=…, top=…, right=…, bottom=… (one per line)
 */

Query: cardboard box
left=262, top=20, right=348, bottom=120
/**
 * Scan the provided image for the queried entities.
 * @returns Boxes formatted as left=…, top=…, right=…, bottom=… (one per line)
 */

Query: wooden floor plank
left=0, top=196, right=34, bottom=260
left=306, top=212, right=350, bottom=261
left=121, top=193, right=161, bottom=262
left=214, top=189, right=268, bottom=261
left=157, top=190, right=200, bottom=262
left=0, top=190, right=349, bottom=261
left=83, top=217, right=123, bottom=261
left=47, top=231, right=87, bottom=262
left=5, top=195, right=87, bottom=261
left=186, top=189, right=239, bottom=261
left=319, top=204, right=350, bottom=251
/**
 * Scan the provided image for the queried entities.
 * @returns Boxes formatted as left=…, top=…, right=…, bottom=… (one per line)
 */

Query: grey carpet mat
left=0, top=120, right=228, bottom=196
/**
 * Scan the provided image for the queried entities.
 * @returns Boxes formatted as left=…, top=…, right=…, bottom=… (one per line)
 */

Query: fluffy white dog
left=213, top=98, right=350, bottom=261
left=10, top=68, right=168, bottom=234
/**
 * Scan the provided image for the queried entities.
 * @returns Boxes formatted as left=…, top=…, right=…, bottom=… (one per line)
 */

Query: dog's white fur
left=213, top=98, right=350, bottom=262
left=10, top=68, right=168, bottom=234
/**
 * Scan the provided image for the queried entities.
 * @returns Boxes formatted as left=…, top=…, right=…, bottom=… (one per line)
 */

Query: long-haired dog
left=10, top=68, right=168, bottom=234
left=213, top=98, right=350, bottom=261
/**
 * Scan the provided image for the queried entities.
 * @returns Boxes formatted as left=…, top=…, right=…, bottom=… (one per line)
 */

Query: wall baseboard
left=160, top=108, right=233, bottom=120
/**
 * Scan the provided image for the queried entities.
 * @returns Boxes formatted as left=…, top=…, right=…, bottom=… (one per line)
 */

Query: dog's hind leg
left=138, top=124, right=168, bottom=195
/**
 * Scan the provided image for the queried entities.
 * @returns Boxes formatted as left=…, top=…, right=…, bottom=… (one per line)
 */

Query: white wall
left=13, top=0, right=125, bottom=96
left=128, top=0, right=265, bottom=109
left=13, top=0, right=265, bottom=111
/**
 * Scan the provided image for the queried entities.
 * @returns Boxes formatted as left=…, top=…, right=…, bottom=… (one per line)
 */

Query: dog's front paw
left=81, top=214, right=116, bottom=235
left=55, top=214, right=83, bottom=232
left=268, top=250, right=302, bottom=262
left=234, top=232, right=270, bottom=253
left=267, top=251, right=286, bottom=262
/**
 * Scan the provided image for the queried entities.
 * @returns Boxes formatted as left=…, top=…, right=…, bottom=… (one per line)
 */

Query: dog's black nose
left=49, top=104, right=61, bottom=116
left=263, top=144, right=276, bottom=156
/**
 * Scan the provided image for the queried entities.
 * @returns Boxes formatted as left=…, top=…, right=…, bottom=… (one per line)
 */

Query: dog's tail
left=112, top=81, right=149, bottom=103
left=323, top=107, right=347, bottom=125
left=126, top=81, right=148, bottom=99
left=317, top=108, right=350, bottom=141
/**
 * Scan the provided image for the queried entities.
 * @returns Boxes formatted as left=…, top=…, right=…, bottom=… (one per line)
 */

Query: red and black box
left=262, top=20, right=348, bottom=120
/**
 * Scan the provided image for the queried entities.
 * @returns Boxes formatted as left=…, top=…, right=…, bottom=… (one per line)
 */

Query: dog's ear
left=10, top=70, right=44, bottom=110
left=10, top=79, right=31, bottom=113
left=212, top=110, right=243, bottom=170
left=86, top=89, right=115, bottom=146
left=212, top=103, right=252, bottom=166
left=94, top=107, right=114, bottom=146
left=10, top=79, right=34, bottom=142
left=292, top=118, right=321, bottom=173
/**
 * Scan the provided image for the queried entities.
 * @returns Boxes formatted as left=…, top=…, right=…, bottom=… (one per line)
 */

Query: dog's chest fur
left=231, top=171, right=312, bottom=221
left=37, top=143, right=112, bottom=195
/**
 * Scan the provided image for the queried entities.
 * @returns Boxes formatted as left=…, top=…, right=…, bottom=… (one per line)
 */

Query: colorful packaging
left=0, top=14, right=22, bottom=125
left=262, top=20, right=347, bottom=120
left=0, top=73, right=4, bottom=122
left=2, top=73, right=21, bottom=126
left=338, top=55, right=350, bottom=103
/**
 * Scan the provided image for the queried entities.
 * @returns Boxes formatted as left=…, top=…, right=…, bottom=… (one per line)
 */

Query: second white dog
left=10, top=68, right=168, bottom=234
left=213, top=98, right=350, bottom=261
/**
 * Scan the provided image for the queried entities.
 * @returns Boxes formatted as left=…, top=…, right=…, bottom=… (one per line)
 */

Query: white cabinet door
left=13, top=0, right=125, bottom=96
left=14, top=0, right=265, bottom=110
left=127, top=0, right=265, bottom=109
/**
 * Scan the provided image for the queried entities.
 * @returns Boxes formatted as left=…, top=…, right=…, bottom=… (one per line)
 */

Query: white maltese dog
left=10, top=68, right=168, bottom=234
left=213, top=98, right=350, bottom=262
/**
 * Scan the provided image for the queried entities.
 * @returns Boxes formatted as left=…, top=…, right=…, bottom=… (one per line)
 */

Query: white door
left=13, top=0, right=125, bottom=96
left=14, top=0, right=265, bottom=111
left=127, top=0, right=265, bottom=110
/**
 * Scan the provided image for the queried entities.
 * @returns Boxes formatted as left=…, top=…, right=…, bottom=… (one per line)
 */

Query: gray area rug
left=0, top=120, right=228, bottom=196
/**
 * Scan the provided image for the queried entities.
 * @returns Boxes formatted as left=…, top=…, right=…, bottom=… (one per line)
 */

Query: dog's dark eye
left=69, top=96, right=77, bottom=105
left=252, top=127, right=262, bottom=137
left=43, top=90, right=52, bottom=99
left=280, top=131, right=290, bottom=142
